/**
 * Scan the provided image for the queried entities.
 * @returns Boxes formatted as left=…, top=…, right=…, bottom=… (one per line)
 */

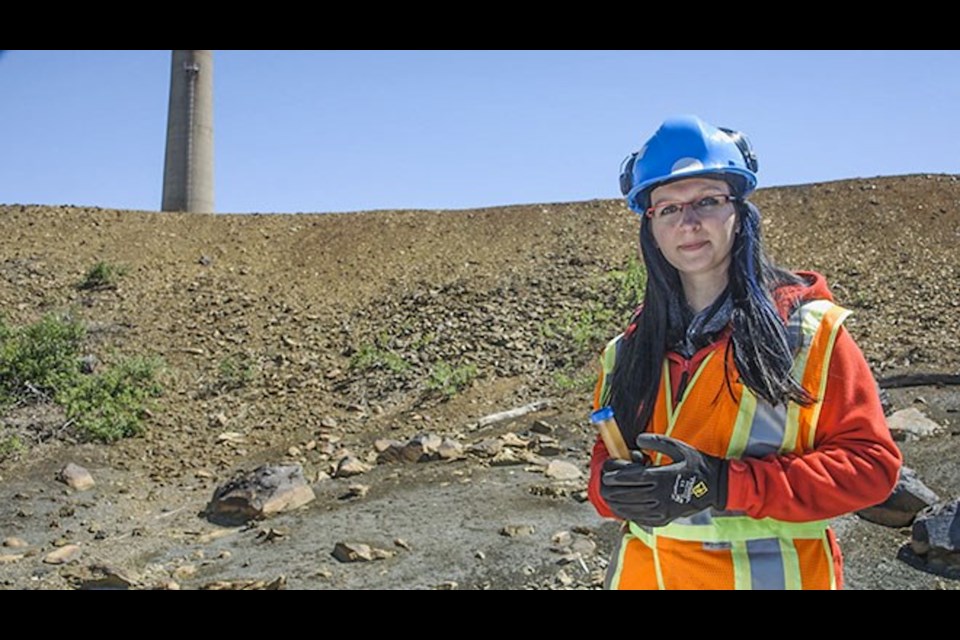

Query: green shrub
left=426, top=362, right=478, bottom=397
left=0, top=314, right=164, bottom=445
left=58, top=356, right=164, bottom=443
left=78, top=261, right=128, bottom=291
left=0, top=313, right=85, bottom=405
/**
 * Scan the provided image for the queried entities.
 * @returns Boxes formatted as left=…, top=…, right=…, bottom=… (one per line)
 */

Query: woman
left=588, top=115, right=902, bottom=590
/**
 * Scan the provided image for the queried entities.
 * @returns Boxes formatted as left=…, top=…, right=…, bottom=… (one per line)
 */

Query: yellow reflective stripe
left=782, top=402, right=801, bottom=454
left=652, top=531, right=665, bottom=590
left=781, top=301, right=829, bottom=453
left=731, top=541, right=752, bottom=590
left=623, top=526, right=665, bottom=589
left=788, top=300, right=828, bottom=380
left=822, top=533, right=838, bottom=590
left=597, top=334, right=622, bottom=408
left=630, top=516, right=829, bottom=543
left=607, top=532, right=630, bottom=590
left=806, top=307, right=851, bottom=450
left=629, top=522, right=654, bottom=546
left=727, top=386, right=756, bottom=458
left=779, top=539, right=803, bottom=590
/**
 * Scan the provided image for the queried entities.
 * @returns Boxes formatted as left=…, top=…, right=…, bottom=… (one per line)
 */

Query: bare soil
left=1, top=174, right=959, bottom=590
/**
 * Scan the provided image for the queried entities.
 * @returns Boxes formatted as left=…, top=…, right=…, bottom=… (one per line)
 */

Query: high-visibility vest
left=594, top=299, right=851, bottom=590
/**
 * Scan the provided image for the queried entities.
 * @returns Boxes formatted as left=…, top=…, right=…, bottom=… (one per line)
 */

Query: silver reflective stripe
left=746, top=538, right=786, bottom=590
left=744, top=400, right=788, bottom=458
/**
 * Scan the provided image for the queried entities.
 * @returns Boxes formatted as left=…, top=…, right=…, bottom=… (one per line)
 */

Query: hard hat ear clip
left=619, top=153, right=638, bottom=196
left=719, top=127, right=759, bottom=173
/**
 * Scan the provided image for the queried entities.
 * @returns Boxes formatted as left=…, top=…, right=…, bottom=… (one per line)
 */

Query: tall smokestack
left=161, top=50, right=214, bottom=213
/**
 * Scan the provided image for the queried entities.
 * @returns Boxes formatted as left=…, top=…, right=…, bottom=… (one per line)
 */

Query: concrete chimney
left=161, top=50, right=214, bottom=213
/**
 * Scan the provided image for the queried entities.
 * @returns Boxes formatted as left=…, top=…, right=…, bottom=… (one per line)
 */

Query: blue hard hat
left=619, top=115, right=759, bottom=214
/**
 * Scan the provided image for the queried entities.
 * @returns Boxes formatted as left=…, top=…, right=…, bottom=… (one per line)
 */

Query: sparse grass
left=426, top=362, right=478, bottom=398
left=552, top=369, right=597, bottom=394
left=0, top=314, right=163, bottom=444
left=349, top=343, right=411, bottom=374
left=78, top=261, right=128, bottom=291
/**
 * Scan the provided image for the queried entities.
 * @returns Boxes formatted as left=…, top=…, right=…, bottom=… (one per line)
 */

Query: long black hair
left=608, top=196, right=813, bottom=446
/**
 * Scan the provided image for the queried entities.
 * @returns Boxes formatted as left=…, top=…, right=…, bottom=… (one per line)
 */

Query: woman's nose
left=677, top=203, right=701, bottom=228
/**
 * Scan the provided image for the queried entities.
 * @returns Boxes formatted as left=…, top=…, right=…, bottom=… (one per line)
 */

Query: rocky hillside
left=0, top=174, right=958, bottom=590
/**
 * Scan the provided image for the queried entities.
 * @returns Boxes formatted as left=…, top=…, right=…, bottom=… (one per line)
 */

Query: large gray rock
left=857, top=466, right=939, bottom=527
left=909, top=499, right=960, bottom=576
left=206, top=464, right=316, bottom=525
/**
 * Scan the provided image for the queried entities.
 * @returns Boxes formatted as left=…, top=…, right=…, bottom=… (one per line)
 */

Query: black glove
left=600, top=433, right=729, bottom=527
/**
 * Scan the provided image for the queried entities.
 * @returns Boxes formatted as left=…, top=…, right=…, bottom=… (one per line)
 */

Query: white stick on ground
left=474, top=400, right=552, bottom=429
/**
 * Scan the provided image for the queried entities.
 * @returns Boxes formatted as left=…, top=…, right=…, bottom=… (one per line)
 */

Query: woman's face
left=647, top=177, right=738, bottom=284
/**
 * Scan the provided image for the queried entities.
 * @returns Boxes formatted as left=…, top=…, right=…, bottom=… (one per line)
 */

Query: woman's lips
left=678, top=241, right=709, bottom=251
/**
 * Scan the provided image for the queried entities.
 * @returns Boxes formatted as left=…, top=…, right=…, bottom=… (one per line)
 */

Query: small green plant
left=553, top=369, right=597, bottom=393
left=0, top=313, right=85, bottom=406
left=58, top=356, right=164, bottom=443
left=608, top=254, right=647, bottom=308
left=426, top=362, right=478, bottom=398
left=216, top=354, right=257, bottom=392
left=349, top=343, right=411, bottom=374
left=542, top=304, right=617, bottom=355
left=78, top=261, right=128, bottom=291
left=0, top=434, right=25, bottom=460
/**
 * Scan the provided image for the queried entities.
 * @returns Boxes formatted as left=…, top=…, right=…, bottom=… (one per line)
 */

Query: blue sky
left=2, top=50, right=957, bottom=214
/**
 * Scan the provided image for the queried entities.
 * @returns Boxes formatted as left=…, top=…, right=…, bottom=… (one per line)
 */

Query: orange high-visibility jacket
left=588, top=272, right=902, bottom=590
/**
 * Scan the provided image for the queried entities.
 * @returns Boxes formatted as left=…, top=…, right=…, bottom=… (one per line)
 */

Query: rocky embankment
left=1, top=174, right=959, bottom=589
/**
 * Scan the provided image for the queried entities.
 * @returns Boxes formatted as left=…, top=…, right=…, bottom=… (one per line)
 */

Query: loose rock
left=44, top=544, right=81, bottom=565
left=857, top=466, right=939, bottom=527
left=336, top=456, right=371, bottom=478
left=73, top=564, right=136, bottom=590
left=332, top=542, right=394, bottom=563
left=57, top=463, right=95, bottom=491
left=206, top=464, right=316, bottom=524
left=201, top=576, right=286, bottom=590
left=902, top=500, right=960, bottom=579
left=887, top=408, right=945, bottom=441
left=544, top=460, right=582, bottom=480
left=437, top=437, right=465, bottom=460
left=500, top=524, right=535, bottom=537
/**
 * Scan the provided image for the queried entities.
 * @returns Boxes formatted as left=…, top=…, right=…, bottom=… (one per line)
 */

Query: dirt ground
left=1, top=173, right=959, bottom=590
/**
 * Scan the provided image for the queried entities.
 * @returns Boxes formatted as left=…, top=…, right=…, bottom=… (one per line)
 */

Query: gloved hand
left=600, top=433, right=729, bottom=527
